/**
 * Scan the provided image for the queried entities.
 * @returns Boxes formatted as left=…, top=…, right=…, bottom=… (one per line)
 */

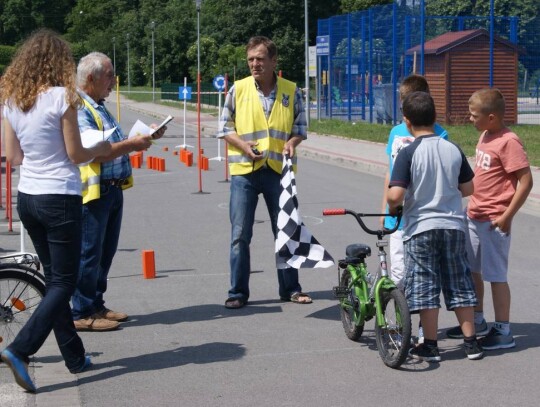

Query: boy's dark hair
left=246, top=36, right=277, bottom=59
left=402, top=91, right=436, bottom=127
left=400, top=74, right=430, bottom=99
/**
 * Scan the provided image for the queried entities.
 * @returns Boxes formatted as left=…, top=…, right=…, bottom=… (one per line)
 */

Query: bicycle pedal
left=333, top=286, right=351, bottom=298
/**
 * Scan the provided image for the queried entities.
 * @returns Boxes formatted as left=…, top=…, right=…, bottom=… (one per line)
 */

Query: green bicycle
left=323, top=208, right=411, bottom=369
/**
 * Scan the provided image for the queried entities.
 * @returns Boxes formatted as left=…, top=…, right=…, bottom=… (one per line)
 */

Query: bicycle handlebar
left=322, top=208, right=402, bottom=237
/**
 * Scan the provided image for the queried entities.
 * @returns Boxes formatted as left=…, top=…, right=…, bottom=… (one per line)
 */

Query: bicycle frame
left=324, top=207, right=411, bottom=369
left=341, top=262, right=372, bottom=325
left=324, top=207, right=402, bottom=327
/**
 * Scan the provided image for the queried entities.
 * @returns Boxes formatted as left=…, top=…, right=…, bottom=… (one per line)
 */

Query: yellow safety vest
left=79, top=99, right=133, bottom=204
left=228, top=76, right=296, bottom=175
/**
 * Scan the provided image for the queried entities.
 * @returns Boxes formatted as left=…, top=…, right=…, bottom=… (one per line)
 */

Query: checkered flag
left=275, top=154, right=335, bottom=270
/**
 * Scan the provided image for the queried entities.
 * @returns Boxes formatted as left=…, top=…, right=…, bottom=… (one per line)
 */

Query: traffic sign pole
left=175, top=77, right=193, bottom=150
left=210, top=90, right=224, bottom=161
left=211, top=75, right=226, bottom=162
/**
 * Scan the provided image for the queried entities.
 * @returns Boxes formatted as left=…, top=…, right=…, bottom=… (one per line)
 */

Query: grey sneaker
left=479, top=328, right=515, bottom=350
left=409, top=343, right=441, bottom=362
left=464, top=340, right=484, bottom=360
left=446, top=319, right=489, bottom=339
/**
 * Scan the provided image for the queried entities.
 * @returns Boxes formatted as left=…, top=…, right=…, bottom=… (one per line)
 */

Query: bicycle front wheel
left=0, top=266, right=45, bottom=350
left=375, top=288, right=411, bottom=369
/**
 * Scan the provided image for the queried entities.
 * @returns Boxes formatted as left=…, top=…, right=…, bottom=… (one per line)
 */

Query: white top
left=3, top=87, right=82, bottom=195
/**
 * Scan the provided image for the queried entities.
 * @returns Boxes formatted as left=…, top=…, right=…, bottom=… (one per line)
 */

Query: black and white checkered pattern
left=275, top=155, right=335, bottom=270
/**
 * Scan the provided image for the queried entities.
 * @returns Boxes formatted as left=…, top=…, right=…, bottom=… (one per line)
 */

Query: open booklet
left=128, top=115, right=173, bottom=139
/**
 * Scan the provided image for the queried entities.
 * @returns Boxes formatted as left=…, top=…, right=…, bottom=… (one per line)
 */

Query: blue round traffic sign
left=213, top=75, right=226, bottom=92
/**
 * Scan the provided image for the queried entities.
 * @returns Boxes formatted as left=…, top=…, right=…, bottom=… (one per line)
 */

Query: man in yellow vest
left=218, top=36, right=311, bottom=309
left=72, top=52, right=166, bottom=331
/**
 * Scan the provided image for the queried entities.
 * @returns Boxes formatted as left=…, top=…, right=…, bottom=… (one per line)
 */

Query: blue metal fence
left=316, top=1, right=539, bottom=125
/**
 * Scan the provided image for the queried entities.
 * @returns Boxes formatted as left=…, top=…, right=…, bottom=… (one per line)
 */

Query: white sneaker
left=418, top=326, right=424, bottom=344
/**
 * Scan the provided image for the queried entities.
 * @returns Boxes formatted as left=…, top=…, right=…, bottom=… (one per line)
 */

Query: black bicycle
left=0, top=252, right=44, bottom=350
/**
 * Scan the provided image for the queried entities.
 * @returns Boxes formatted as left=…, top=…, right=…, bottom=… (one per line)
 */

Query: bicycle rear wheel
left=339, top=269, right=364, bottom=341
left=375, top=288, right=411, bottom=369
left=0, top=265, right=45, bottom=350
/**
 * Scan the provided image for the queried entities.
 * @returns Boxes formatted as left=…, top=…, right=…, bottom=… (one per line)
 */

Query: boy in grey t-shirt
left=387, top=91, right=483, bottom=362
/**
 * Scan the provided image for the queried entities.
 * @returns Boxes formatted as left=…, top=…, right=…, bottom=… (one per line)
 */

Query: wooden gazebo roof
left=406, top=28, right=520, bottom=56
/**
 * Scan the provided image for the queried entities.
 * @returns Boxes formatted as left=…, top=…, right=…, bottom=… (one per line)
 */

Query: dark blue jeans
left=10, top=192, right=85, bottom=372
left=228, top=168, right=301, bottom=301
left=71, top=184, right=123, bottom=320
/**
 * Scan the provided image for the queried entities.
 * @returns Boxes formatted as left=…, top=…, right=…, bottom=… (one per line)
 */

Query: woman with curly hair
left=0, top=29, right=111, bottom=392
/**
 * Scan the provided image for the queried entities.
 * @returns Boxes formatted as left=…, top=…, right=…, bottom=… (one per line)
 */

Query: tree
left=340, top=0, right=393, bottom=13
left=65, top=0, right=131, bottom=62
left=186, top=35, right=219, bottom=82
left=150, top=1, right=196, bottom=83
left=426, top=0, right=540, bottom=75
left=0, top=44, right=15, bottom=73
left=216, top=44, right=249, bottom=81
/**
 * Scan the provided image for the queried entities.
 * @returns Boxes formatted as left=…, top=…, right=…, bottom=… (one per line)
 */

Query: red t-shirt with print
left=467, top=128, right=530, bottom=221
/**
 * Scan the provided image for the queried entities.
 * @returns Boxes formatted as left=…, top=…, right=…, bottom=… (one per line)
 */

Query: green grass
left=309, top=119, right=540, bottom=167
left=119, top=86, right=219, bottom=115
left=160, top=100, right=219, bottom=115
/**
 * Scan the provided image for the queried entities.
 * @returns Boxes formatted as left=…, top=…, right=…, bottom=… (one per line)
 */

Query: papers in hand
left=150, top=115, right=173, bottom=136
left=81, top=127, right=116, bottom=148
left=128, top=120, right=151, bottom=139
left=128, top=115, right=172, bottom=139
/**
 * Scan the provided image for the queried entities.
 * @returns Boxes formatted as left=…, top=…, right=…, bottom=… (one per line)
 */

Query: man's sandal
left=281, top=292, right=312, bottom=304
left=224, top=298, right=246, bottom=309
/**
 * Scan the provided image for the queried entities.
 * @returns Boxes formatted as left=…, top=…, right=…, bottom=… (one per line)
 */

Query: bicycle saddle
left=345, top=243, right=371, bottom=260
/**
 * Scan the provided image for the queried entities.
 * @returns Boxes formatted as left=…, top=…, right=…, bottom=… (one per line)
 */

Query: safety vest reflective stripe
left=229, top=76, right=296, bottom=176
left=80, top=98, right=102, bottom=204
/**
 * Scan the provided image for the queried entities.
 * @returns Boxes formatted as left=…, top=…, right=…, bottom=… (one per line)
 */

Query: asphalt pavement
left=1, top=94, right=539, bottom=406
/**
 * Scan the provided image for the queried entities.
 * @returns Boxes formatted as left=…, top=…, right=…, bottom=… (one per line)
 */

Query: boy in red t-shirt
left=446, top=88, right=533, bottom=350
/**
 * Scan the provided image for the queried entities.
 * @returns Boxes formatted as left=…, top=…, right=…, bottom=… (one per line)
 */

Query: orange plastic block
left=142, top=250, right=156, bottom=279
left=185, top=151, right=193, bottom=167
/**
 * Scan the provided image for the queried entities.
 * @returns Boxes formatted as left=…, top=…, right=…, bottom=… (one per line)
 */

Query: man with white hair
left=71, top=52, right=165, bottom=331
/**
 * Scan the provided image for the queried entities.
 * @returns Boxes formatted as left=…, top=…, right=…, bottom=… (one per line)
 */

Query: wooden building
left=406, top=29, right=520, bottom=124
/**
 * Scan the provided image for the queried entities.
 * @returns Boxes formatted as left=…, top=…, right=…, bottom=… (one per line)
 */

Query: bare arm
left=4, top=119, right=24, bottom=165
left=386, top=186, right=406, bottom=215
left=62, top=106, right=112, bottom=164
left=283, top=135, right=303, bottom=158
left=493, top=167, right=533, bottom=233
left=458, top=180, right=474, bottom=197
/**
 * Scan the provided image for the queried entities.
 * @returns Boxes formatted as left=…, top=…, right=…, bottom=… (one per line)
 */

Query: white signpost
left=210, top=74, right=226, bottom=161
left=309, top=46, right=317, bottom=77
left=176, top=77, right=193, bottom=149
